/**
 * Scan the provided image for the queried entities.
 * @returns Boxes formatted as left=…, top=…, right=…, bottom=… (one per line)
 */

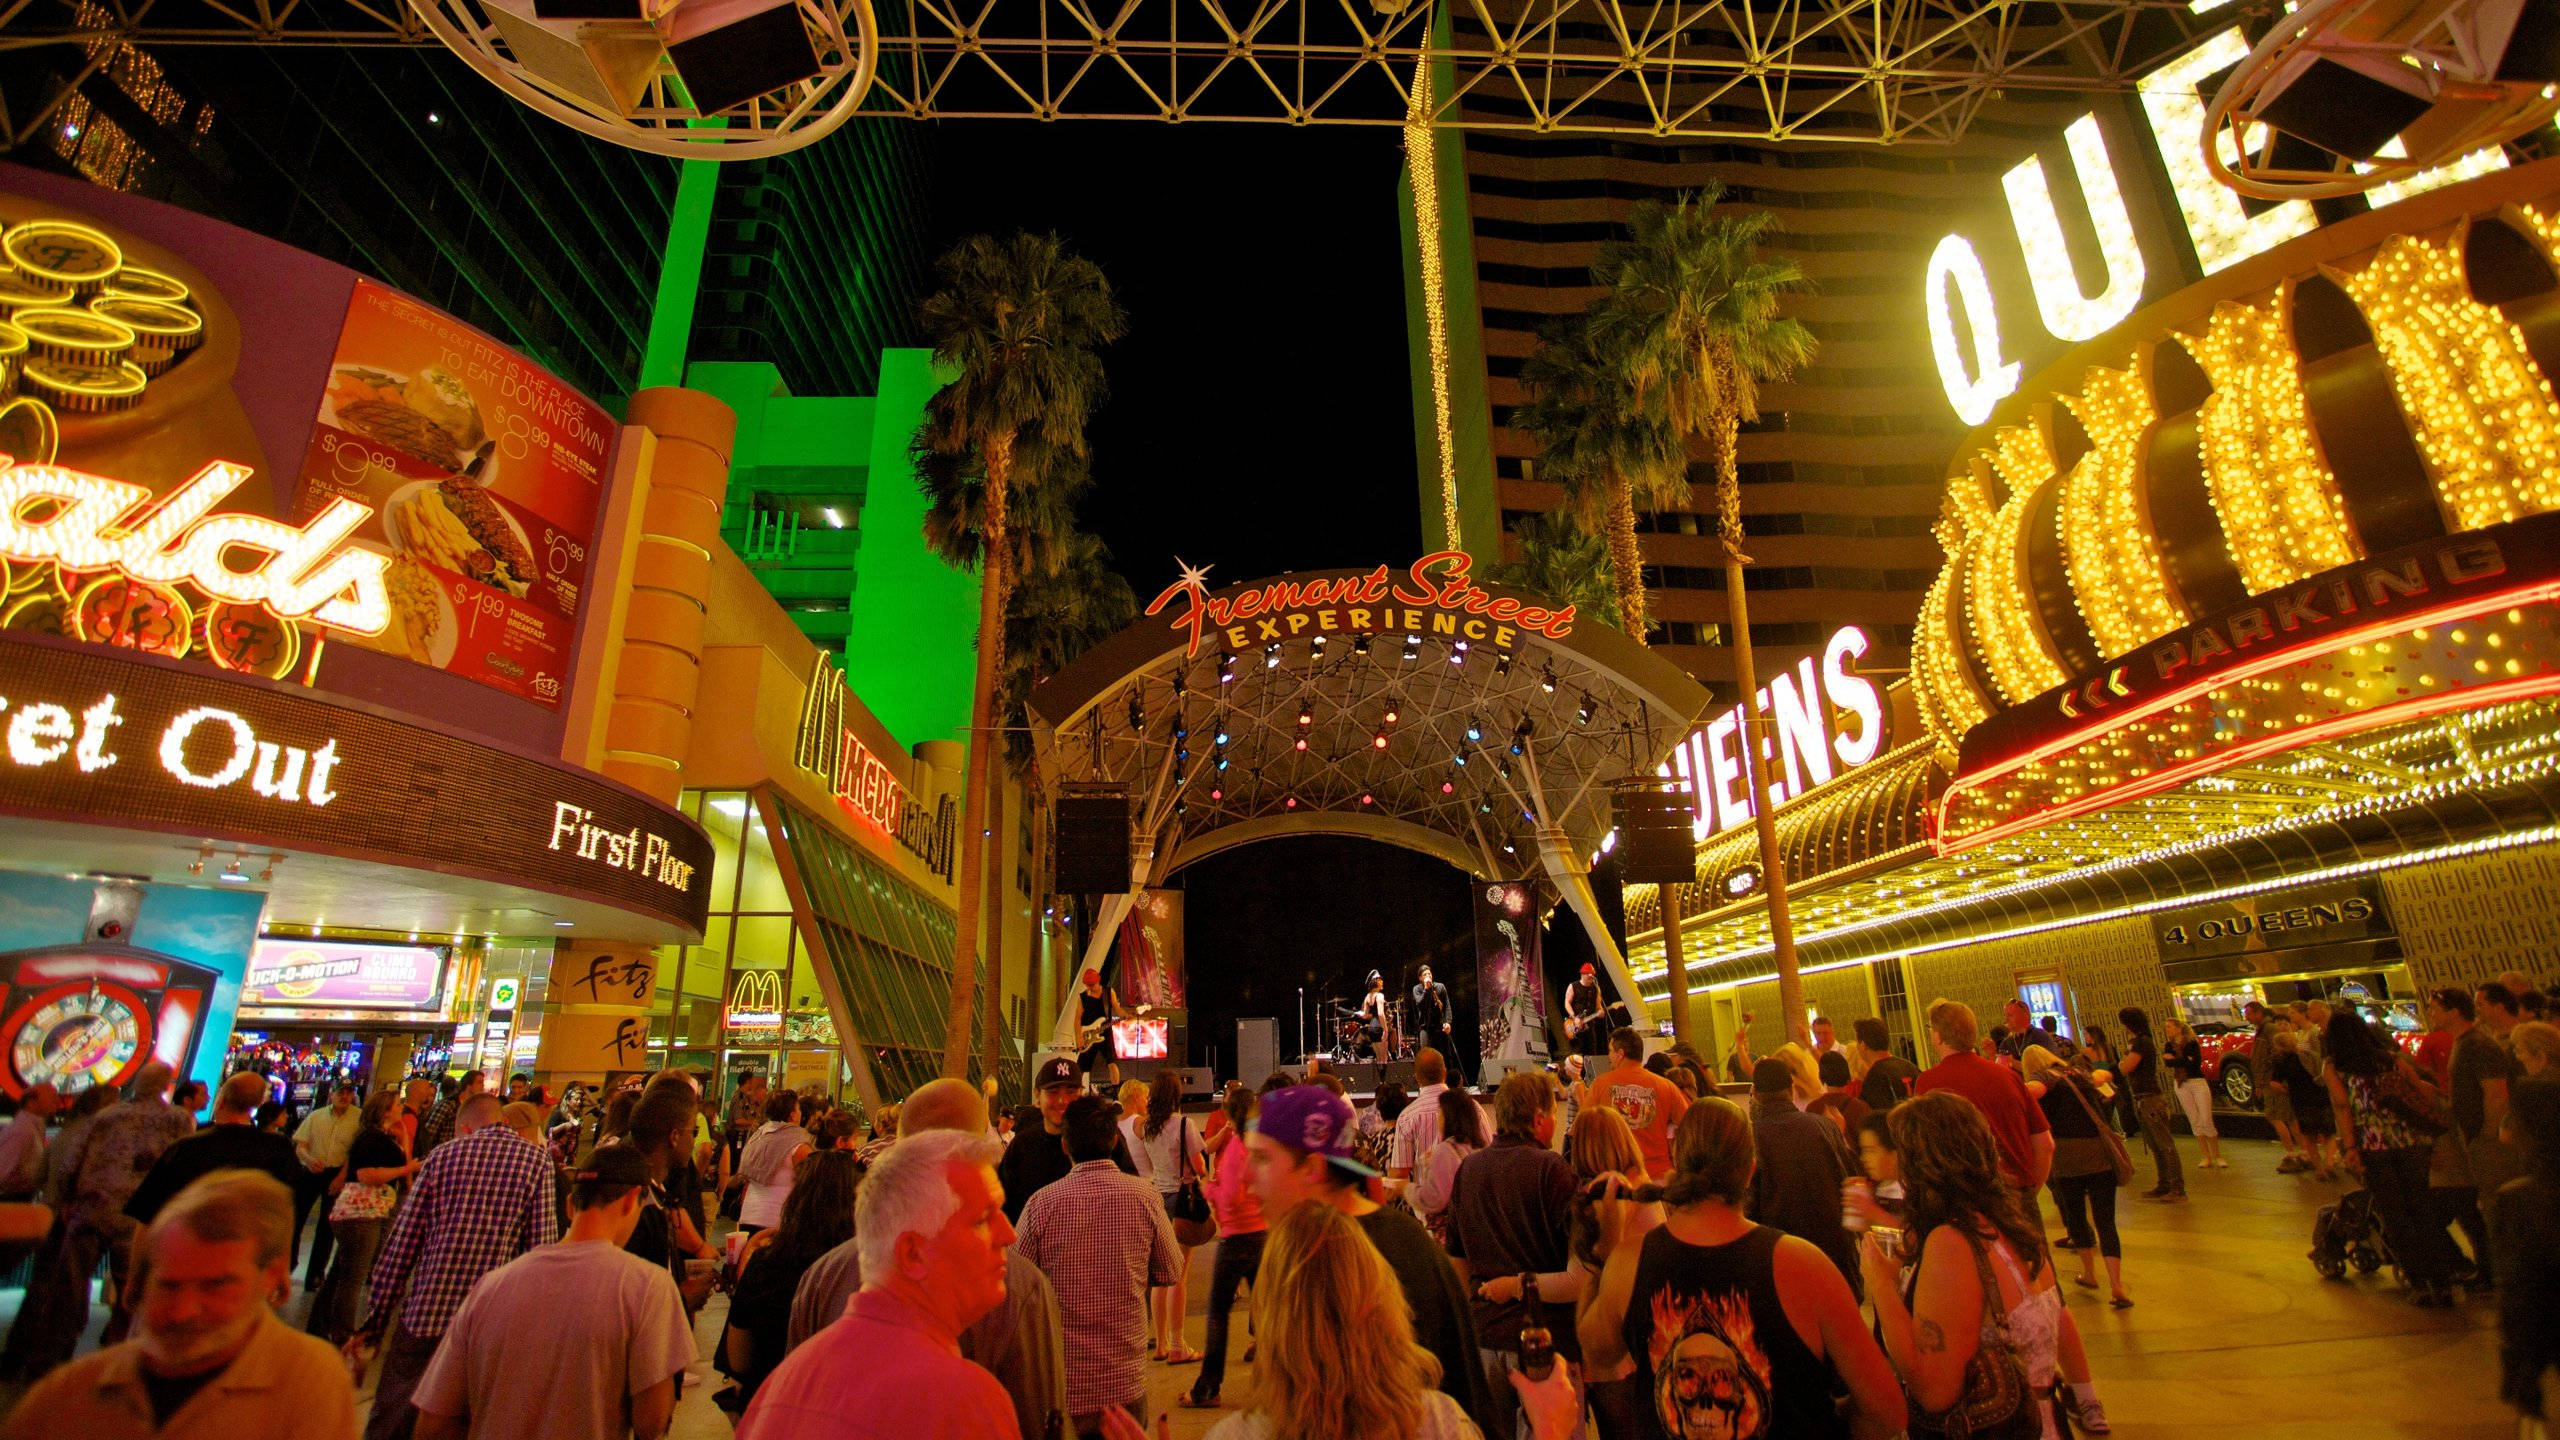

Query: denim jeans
left=1191, top=1228, right=1265, bottom=1398
left=309, top=1216, right=388, bottom=1342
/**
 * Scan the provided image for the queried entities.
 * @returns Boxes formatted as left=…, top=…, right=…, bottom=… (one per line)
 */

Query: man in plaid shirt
left=1013, top=1093, right=1179, bottom=1433
left=351, top=1091, right=558, bottom=1440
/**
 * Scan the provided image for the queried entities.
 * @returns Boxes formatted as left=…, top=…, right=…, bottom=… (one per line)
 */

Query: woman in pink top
left=1183, top=1085, right=1268, bottom=1409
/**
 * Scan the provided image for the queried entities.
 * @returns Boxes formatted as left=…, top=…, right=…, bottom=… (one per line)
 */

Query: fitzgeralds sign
left=0, top=457, right=392, bottom=684
left=1145, top=552, right=1577, bottom=660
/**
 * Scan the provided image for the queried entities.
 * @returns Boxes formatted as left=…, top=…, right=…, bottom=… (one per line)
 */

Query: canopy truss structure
left=0, top=0, right=2236, bottom=153
left=1026, top=563, right=1707, bottom=1043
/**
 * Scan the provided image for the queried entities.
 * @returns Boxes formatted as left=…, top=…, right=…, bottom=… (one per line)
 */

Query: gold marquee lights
left=1912, top=196, right=2560, bottom=756
left=2179, top=289, right=2364, bottom=594
left=1965, top=428, right=2070, bottom=705
left=2337, top=231, right=2560, bottom=531
left=2056, top=351, right=2191, bottom=657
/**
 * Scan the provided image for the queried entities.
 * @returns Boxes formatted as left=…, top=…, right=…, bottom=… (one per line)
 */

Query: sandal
left=1180, top=1392, right=1223, bottom=1409
left=2110, top=1295, right=2135, bottom=1309
left=1161, top=1347, right=1204, bottom=1365
left=2072, top=1275, right=2099, bottom=1290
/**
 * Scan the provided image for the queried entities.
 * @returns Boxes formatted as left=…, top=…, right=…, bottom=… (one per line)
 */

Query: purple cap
left=1253, top=1084, right=1378, bottom=1178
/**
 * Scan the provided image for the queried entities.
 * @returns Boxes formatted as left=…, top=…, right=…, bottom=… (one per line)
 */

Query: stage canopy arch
left=1027, top=551, right=1711, bottom=1039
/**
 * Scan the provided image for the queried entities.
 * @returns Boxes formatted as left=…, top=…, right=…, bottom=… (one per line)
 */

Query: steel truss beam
left=0, top=0, right=2236, bottom=152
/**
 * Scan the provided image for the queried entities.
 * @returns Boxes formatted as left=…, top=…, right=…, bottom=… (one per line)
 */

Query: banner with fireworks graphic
left=1116, top=888, right=1185, bottom=1011
left=1475, top=881, right=1548, bottom=1072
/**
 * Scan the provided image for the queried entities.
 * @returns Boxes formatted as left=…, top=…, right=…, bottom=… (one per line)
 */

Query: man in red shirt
left=1583, top=1027, right=1689, bottom=1177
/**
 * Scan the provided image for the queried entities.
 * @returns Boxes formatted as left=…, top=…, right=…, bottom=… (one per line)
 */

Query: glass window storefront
left=660, top=788, right=957, bottom=1105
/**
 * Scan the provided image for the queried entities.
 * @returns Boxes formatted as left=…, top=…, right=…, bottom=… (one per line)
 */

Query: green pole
left=638, top=154, right=721, bottom=391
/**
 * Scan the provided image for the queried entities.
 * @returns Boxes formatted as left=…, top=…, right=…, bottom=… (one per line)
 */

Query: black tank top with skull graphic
left=1622, top=1222, right=1845, bottom=1440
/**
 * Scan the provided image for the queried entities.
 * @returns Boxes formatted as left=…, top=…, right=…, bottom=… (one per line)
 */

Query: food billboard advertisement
left=0, top=163, right=620, bottom=747
left=242, top=937, right=449, bottom=1012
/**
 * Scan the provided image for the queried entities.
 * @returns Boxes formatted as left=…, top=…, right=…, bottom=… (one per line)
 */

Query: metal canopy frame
left=1025, top=565, right=1708, bottom=1045
left=0, top=0, right=2232, bottom=151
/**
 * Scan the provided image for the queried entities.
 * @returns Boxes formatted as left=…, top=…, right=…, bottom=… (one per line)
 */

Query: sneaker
left=2064, top=1391, right=2113, bottom=1435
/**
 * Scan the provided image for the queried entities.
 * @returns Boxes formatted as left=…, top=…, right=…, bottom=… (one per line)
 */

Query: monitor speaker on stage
left=1379, top=1059, right=1415, bottom=1093
left=1180, top=1066, right=1215, bottom=1098
left=1613, top=784, right=1698, bottom=886
left=1336, top=1060, right=1381, bottom=1095
left=1236, top=1017, right=1278, bottom=1090
left=1053, top=792, right=1131, bottom=895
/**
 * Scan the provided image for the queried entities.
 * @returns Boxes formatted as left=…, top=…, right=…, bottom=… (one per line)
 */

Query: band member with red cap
left=1076, top=970, right=1125, bottom=1086
left=1563, top=963, right=1611, bottom=1060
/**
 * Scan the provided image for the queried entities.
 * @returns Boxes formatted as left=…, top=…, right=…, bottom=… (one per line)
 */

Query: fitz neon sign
left=1661, top=626, right=1886, bottom=840
left=0, top=457, right=390, bottom=635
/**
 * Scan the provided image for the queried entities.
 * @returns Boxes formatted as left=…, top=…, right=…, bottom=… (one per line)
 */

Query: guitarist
left=1563, top=962, right=1611, bottom=1060
left=1076, top=967, right=1124, bottom=1088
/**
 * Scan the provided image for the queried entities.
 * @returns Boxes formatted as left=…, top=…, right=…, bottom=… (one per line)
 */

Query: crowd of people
left=0, top=976, right=2552, bottom=1439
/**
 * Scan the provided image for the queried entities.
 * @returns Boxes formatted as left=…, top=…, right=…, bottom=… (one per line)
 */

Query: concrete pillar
left=607, top=387, right=735, bottom=804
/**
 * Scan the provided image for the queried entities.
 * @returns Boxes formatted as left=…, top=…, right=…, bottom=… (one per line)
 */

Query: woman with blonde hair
left=1771, top=1042, right=1823, bottom=1107
left=1192, top=1204, right=1476, bottom=1439
left=2511, top=1020, right=2560, bottom=1079
left=2160, top=1016, right=2224, bottom=1169
left=1564, top=1106, right=1654, bottom=1439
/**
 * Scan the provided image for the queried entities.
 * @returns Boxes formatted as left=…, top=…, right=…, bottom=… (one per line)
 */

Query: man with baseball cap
left=1563, top=962, right=1610, bottom=1060
left=411, top=1145, right=694, bottom=1440
left=998, top=1056, right=1136, bottom=1223
left=1245, top=1084, right=1494, bottom=1429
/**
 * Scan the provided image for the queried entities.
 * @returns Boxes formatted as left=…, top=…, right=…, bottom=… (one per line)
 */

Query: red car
left=2191, top=1017, right=2426, bottom=1109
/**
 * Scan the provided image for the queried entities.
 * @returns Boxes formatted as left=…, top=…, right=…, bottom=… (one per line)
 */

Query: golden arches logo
left=727, top=969, right=783, bottom=1025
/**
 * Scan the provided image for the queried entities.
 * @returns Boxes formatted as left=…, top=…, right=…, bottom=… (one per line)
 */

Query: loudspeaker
left=1053, top=793, right=1131, bottom=895
left=1614, top=786, right=1697, bottom=885
left=1181, top=1066, right=1216, bottom=1098
left=1236, top=1017, right=1279, bottom=1090
left=1335, top=1061, right=1381, bottom=1095
left=664, top=0, right=824, bottom=117
left=1378, top=1060, right=1416, bottom=1093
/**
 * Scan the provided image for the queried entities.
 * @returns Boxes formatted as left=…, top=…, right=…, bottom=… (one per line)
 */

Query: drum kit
left=1316, top=995, right=1415, bottom=1063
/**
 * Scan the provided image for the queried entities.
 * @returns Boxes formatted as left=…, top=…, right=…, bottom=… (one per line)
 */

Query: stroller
left=2309, top=1188, right=2394, bottom=1281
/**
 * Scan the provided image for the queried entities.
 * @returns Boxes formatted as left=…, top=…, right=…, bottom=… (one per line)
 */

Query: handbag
left=1905, top=1233, right=2045, bottom=1440
left=2375, top=1060, right=2451, bottom=1138
left=2063, top=1075, right=2135, bottom=1189
left=1168, top=1118, right=1217, bottom=1246
left=331, top=1181, right=398, bottom=1223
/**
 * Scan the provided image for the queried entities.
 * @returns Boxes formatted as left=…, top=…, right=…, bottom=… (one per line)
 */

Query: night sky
left=928, top=123, right=1487, bottom=1073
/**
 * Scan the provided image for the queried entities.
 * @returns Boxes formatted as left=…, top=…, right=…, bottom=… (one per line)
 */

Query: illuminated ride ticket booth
left=0, top=164, right=712, bottom=1108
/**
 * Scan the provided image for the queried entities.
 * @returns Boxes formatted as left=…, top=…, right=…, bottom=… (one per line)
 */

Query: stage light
left=1540, top=663, right=1557, bottom=693
left=1295, top=737, right=1309, bottom=752
left=1176, top=748, right=1189, bottom=763
left=1219, top=652, right=1236, bottom=683
left=1495, top=653, right=1512, bottom=677
left=1285, top=796, right=1297, bottom=809
left=1403, top=634, right=1421, bottom=659
left=1264, top=643, right=1281, bottom=669
left=1360, top=792, right=1374, bottom=806
left=1210, top=787, right=1223, bottom=801
left=1127, top=697, right=1144, bottom=730
left=1373, top=732, right=1390, bottom=750
left=1174, top=725, right=1187, bottom=741
left=1170, top=670, right=1186, bottom=696
left=1214, top=728, right=1229, bottom=746
left=1383, top=702, right=1400, bottom=725
left=1465, top=716, right=1483, bottom=742
left=1441, top=778, right=1456, bottom=794
left=1577, top=693, right=1596, bottom=725
left=1453, top=752, right=1468, bottom=767
left=1216, top=756, right=1229, bottom=771
left=1311, top=634, right=1326, bottom=653
left=1298, top=704, right=1314, bottom=727
left=1354, top=636, right=1370, bottom=656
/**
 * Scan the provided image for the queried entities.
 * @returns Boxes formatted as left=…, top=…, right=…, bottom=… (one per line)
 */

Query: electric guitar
left=1077, top=1003, right=1153, bottom=1049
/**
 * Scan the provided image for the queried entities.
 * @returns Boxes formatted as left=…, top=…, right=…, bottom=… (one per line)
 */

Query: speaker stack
left=1053, top=791, right=1131, bottom=895
left=1612, top=783, right=1699, bottom=886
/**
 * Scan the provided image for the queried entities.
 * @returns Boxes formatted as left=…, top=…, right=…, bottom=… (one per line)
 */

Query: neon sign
left=5, top=687, right=345, bottom=808
left=1146, top=551, right=1576, bottom=661
left=1923, top=27, right=2508, bottom=426
left=792, top=655, right=957, bottom=879
left=726, top=968, right=783, bottom=1034
left=1661, top=626, right=1886, bottom=839
left=0, top=457, right=389, bottom=635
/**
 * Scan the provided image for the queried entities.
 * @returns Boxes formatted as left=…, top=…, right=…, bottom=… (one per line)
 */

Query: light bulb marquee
left=1912, top=159, right=2560, bottom=855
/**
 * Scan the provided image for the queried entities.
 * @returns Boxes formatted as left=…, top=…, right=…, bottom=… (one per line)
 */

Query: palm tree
left=1492, top=511, right=1621, bottom=631
left=1516, top=308, right=1685, bottom=643
left=1594, top=186, right=1818, bottom=1048
left=914, top=232, right=1127, bottom=1079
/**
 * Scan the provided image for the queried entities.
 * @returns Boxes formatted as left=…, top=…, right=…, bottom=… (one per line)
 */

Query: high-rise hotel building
left=1401, top=34, right=2086, bottom=702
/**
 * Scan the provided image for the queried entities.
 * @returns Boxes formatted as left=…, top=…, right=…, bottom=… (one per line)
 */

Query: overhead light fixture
left=1264, top=643, right=1282, bottom=669
left=1298, top=704, right=1313, bottom=727
left=188, top=841, right=213, bottom=877
left=1578, top=693, right=1596, bottom=725
left=1210, top=787, right=1223, bottom=801
left=1215, top=755, right=1230, bottom=771
left=1311, top=635, right=1326, bottom=653
left=554, top=920, right=575, bottom=928
left=1220, top=652, right=1236, bottom=683
left=1464, top=717, right=1483, bottom=742
left=1353, top=636, right=1371, bottom=656
left=1285, top=796, right=1298, bottom=809
left=217, top=860, right=248, bottom=885
left=1214, top=728, right=1230, bottom=746
left=1441, top=778, right=1456, bottom=794
left=1495, top=653, right=1512, bottom=677
left=1295, top=737, right=1308, bottom=752
left=1453, top=752, right=1468, bottom=767
left=258, top=854, right=281, bottom=883
left=1372, top=732, right=1390, bottom=750
left=822, top=506, right=845, bottom=529
left=1540, top=663, right=1557, bottom=694
left=1402, top=634, right=1421, bottom=659
left=1128, top=697, right=1144, bottom=730
left=1381, top=702, right=1400, bottom=725
left=1170, top=670, right=1186, bottom=696
left=1360, top=792, right=1374, bottom=806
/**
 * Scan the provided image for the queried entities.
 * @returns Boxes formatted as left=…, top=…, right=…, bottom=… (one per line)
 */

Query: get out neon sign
left=1924, top=29, right=2507, bottom=426
left=0, top=457, right=390, bottom=635
left=1660, top=625, right=1886, bottom=840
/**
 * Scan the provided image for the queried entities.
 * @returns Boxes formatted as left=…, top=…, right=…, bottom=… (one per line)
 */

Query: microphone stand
left=1297, top=987, right=1305, bottom=1067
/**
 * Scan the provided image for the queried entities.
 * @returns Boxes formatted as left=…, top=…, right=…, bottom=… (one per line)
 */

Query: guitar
left=1077, top=1003, right=1153, bottom=1049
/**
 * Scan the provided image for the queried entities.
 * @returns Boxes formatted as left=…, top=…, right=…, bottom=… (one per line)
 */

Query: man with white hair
left=786, top=1079, right=1068, bottom=1440
left=0, top=1170, right=354, bottom=1438
left=740, top=1128, right=1018, bottom=1439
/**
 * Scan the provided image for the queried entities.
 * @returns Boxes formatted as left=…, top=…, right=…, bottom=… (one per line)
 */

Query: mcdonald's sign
left=725, top=968, right=783, bottom=1037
